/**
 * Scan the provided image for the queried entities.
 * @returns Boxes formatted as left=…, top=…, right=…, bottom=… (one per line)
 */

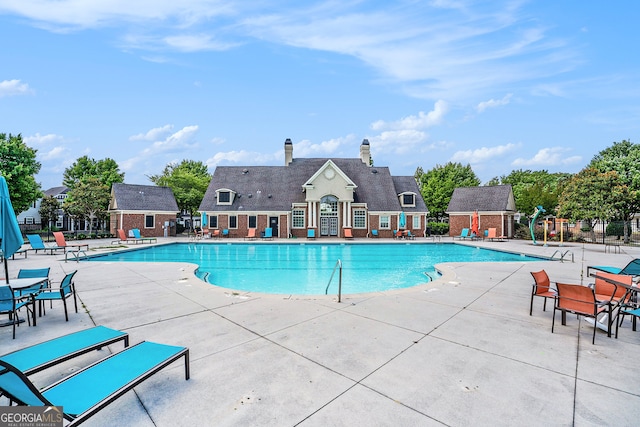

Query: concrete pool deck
left=2, top=236, right=640, bottom=426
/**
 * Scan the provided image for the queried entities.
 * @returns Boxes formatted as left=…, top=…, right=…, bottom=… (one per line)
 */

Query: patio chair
left=245, top=228, right=257, bottom=240
left=112, top=229, right=137, bottom=244
left=405, top=230, right=415, bottom=240
left=370, top=229, right=379, bottom=238
left=0, top=285, right=31, bottom=339
left=344, top=228, right=354, bottom=239
left=454, top=228, right=470, bottom=240
left=53, top=231, right=89, bottom=253
left=222, top=229, right=229, bottom=238
left=0, top=326, right=129, bottom=376
left=617, top=306, right=640, bottom=337
left=15, top=268, right=51, bottom=297
left=35, top=270, right=78, bottom=321
left=587, top=258, right=640, bottom=278
left=0, top=341, right=189, bottom=425
left=262, top=228, right=273, bottom=240
left=132, top=228, right=157, bottom=244
left=211, top=229, right=221, bottom=239
left=307, top=228, right=316, bottom=239
left=552, top=282, right=610, bottom=344
left=529, top=270, right=557, bottom=315
left=25, top=234, right=65, bottom=254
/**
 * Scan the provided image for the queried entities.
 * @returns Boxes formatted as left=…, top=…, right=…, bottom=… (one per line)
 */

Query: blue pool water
left=87, top=242, right=542, bottom=295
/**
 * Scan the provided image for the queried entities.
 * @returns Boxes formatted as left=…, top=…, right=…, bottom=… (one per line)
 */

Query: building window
left=56, top=215, right=63, bottom=228
left=145, top=215, right=154, bottom=228
left=229, top=215, right=237, bottom=229
left=412, top=215, right=420, bottom=229
left=210, top=216, right=218, bottom=228
left=292, top=209, right=305, bottom=228
left=401, top=193, right=415, bottom=207
left=25, top=217, right=34, bottom=225
left=216, top=189, right=234, bottom=205
left=354, top=210, right=366, bottom=229
left=248, top=215, right=257, bottom=228
left=380, top=215, right=390, bottom=229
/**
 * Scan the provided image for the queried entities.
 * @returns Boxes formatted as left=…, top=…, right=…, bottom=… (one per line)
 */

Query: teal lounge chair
left=587, top=258, right=640, bottom=278
left=0, top=341, right=189, bottom=425
left=222, top=229, right=229, bottom=238
left=307, top=228, right=316, bottom=239
left=25, top=234, right=65, bottom=254
left=131, top=228, right=157, bottom=244
left=0, top=326, right=129, bottom=375
left=370, top=229, right=379, bottom=238
left=262, top=227, right=273, bottom=240
left=454, top=228, right=470, bottom=240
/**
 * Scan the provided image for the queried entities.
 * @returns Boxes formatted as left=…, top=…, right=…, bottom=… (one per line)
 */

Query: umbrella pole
left=3, top=258, right=8, bottom=284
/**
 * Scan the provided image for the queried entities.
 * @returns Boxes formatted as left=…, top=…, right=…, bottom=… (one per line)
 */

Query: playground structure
left=530, top=205, right=545, bottom=245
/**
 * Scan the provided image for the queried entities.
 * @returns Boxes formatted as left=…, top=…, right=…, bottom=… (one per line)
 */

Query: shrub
left=427, top=222, right=448, bottom=236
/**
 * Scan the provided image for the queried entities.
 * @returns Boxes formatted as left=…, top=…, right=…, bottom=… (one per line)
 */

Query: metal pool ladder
left=325, top=259, right=343, bottom=302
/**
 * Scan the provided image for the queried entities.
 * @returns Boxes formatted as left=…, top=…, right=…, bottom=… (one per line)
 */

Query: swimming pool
left=87, top=242, right=543, bottom=295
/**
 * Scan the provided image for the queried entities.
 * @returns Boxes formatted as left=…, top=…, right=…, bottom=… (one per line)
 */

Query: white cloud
left=163, top=34, right=239, bottom=52
left=371, top=100, right=448, bottom=131
left=451, top=143, right=521, bottom=163
left=23, top=133, right=63, bottom=145
left=369, top=130, right=430, bottom=156
left=293, top=136, right=354, bottom=157
left=205, top=150, right=263, bottom=167
left=476, top=94, right=512, bottom=113
left=512, top=147, right=582, bottom=167
left=38, top=146, right=68, bottom=161
left=129, top=125, right=173, bottom=141
left=0, top=79, right=32, bottom=97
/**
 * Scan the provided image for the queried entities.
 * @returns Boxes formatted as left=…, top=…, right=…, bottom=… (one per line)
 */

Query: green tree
left=148, top=160, right=211, bottom=228
left=419, top=162, right=480, bottom=221
left=63, top=156, right=124, bottom=190
left=497, top=169, right=571, bottom=215
left=0, top=133, right=42, bottom=213
left=63, top=177, right=111, bottom=235
left=557, top=168, right=625, bottom=242
left=588, top=140, right=640, bottom=243
left=39, top=195, right=61, bottom=231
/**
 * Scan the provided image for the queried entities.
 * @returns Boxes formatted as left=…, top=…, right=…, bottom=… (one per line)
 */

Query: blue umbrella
left=201, top=211, right=208, bottom=227
left=399, top=211, right=406, bottom=229
left=0, top=176, right=24, bottom=283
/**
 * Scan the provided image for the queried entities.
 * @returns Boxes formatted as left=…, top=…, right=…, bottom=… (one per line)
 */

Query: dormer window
left=400, top=192, right=416, bottom=207
left=216, top=189, right=235, bottom=205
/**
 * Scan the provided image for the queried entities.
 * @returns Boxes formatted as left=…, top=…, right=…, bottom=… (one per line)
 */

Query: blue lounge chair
left=0, top=326, right=129, bottom=375
left=307, top=228, right=316, bottom=239
left=25, top=234, right=65, bottom=254
left=587, top=258, right=640, bottom=278
left=454, top=228, right=470, bottom=240
left=406, top=230, right=415, bottom=240
left=370, top=229, right=379, bottom=238
left=0, top=341, right=189, bottom=425
left=131, top=228, right=157, bottom=244
left=262, top=227, right=273, bottom=240
left=222, top=229, right=229, bottom=238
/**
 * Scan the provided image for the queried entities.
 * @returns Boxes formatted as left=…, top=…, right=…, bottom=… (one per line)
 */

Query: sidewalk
left=2, top=237, right=640, bottom=426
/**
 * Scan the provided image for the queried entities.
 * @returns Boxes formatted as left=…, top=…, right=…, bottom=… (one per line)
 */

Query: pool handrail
left=325, top=259, right=343, bottom=303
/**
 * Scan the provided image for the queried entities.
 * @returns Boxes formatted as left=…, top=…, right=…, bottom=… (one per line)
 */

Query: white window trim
left=229, top=215, right=238, bottom=229
left=353, top=209, right=367, bottom=229
left=399, top=192, right=416, bottom=208
left=292, top=209, right=305, bottom=229
left=144, top=214, right=155, bottom=229
left=412, top=215, right=420, bottom=229
left=379, top=215, right=391, bottom=229
left=216, top=188, right=236, bottom=206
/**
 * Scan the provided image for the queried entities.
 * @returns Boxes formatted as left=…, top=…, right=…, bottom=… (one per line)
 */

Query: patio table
left=1, top=277, right=49, bottom=327
left=586, top=273, right=639, bottom=335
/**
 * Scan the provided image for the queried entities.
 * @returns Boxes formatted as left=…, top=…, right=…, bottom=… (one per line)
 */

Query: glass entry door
left=320, top=217, right=338, bottom=236
left=319, top=195, right=339, bottom=236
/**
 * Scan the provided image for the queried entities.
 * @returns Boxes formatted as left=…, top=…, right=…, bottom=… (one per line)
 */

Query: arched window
left=320, top=195, right=338, bottom=216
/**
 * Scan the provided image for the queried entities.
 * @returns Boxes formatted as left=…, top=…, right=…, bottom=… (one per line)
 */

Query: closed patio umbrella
left=0, top=176, right=24, bottom=283
left=201, top=211, right=208, bottom=228
left=399, top=212, right=406, bottom=229
left=471, top=210, right=480, bottom=237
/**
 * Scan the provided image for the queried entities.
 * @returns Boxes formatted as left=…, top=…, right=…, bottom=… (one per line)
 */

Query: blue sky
left=1, top=1, right=638, bottom=191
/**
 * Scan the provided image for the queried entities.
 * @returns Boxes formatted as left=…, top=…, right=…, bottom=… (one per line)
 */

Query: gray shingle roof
left=110, top=183, right=179, bottom=212
left=446, top=185, right=515, bottom=213
left=199, top=158, right=427, bottom=213
left=43, top=186, right=69, bottom=197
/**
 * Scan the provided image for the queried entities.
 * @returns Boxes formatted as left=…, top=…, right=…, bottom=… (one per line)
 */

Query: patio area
left=2, top=236, right=640, bottom=426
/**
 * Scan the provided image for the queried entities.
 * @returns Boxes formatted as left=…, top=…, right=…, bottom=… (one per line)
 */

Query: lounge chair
left=131, top=228, right=157, bottom=244
left=0, top=341, right=189, bottom=425
left=344, top=228, right=354, bottom=239
left=222, top=229, right=229, bottom=238
left=262, top=227, right=273, bottom=240
left=53, top=231, right=89, bottom=253
left=370, top=229, right=379, bottom=238
left=25, top=234, right=65, bottom=254
left=485, top=228, right=506, bottom=242
left=307, top=228, right=316, bottom=239
left=112, top=229, right=139, bottom=244
left=587, top=258, right=640, bottom=278
left=454, top=228, right=470, bottom=240
left=245, top=228, right=257, bottom=240
left=0, top=326, right=129, bottom=375
left=211, top=229, right=221, bottom=239
left=405, top=230, right=415, bottom=240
